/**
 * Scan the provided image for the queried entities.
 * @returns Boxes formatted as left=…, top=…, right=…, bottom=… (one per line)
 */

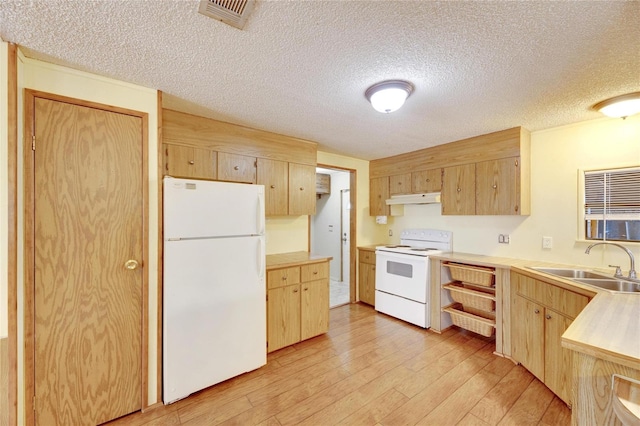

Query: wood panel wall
left=370, top=127, right=528, bottom=178
left=162, top=109, right=317, bottom=166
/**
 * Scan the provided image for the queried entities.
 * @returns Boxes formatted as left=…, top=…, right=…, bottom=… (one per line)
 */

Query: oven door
left=375, top=250, right=428, bottom=303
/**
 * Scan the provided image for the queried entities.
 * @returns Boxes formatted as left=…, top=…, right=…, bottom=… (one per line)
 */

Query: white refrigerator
left=163, top=176, right=266, bottom=404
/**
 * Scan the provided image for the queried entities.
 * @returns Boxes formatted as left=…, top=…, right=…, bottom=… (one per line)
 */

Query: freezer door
left=163, top=235, right=266, bottom=404
left=164, top=177, right=265, bottom=239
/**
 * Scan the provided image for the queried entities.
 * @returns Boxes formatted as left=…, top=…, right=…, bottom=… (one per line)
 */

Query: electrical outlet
left=389, top=229, right=393, bottom=237
left=498, top=234, right=510, bottom=244
left=542, top=236, right=553, bottom=249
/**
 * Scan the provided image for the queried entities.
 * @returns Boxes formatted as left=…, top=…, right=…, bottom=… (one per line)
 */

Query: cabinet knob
left=270, top=185, right=275, bottom=188
left=299, top=187, right=304, bottom=191
left=545, top=314, right=552, bottom=320
left=293, top=288, right=299, bottom=293
left=426, top=178, right=430, bottom=182
left=534, top=308, right=540, bottom=314
left=282, top=277, right=287, bottom=280
left=492, top=184, right=497, bottom=189
left=303, top=287, right=308, bottom=291
left=234, top=166, right=239, bottom=170
left=188, top=160, right=194, bottom=165
left=313, top=271, right=318, bottom=275
left=457, top=187, right=461, bottom=192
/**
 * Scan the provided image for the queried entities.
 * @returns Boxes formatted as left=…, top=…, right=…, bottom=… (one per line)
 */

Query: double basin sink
left=530, top=267, right=640, bottom=293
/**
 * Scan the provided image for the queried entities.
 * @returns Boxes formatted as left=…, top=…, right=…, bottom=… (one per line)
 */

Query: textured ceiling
left=1, top=1, right=639, bottom=160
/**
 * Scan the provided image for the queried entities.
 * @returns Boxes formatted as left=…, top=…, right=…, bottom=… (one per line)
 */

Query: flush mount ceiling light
left=365, top=80, right=414, bottom=113
left=593, top=92, right=640, bottom=118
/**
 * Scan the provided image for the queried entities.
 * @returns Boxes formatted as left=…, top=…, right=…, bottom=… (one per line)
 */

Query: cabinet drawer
left=301, top=262, right=329, bottom=282
left=359, top=250, right=375, bottom=265
left=514, top=275, right=588, bottom=319
left=267, top=267, right=301, bottom=289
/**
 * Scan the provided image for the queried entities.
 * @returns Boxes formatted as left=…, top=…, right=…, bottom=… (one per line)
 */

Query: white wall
left=15, top=53, right=160, bottom=422
left=312, top=170, right=350, bottom=280
left=385, top=115, right=640, bottom=270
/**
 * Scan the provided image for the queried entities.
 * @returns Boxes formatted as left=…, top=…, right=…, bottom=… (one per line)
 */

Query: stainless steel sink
left=529, top=267, right=610, bottom=279
left=574, top=278, right=640, bottom=293
left=529, top=267, right=640, bottom=293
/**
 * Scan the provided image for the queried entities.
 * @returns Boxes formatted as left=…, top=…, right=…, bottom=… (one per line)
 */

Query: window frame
left=578, top=165, right=640, bottom=244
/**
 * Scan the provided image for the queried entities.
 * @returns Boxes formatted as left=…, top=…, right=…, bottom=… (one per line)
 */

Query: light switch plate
left=542, top=236, right=553, bottom=249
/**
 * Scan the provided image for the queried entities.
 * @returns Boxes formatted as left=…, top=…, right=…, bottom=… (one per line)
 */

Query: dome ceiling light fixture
left=365, top=80, right=414, bottom=114
left=592, top=92, right=640, bottom=119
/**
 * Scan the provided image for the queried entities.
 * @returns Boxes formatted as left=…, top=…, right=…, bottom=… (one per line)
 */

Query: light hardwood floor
left=107, top=303, right=570, bottom=426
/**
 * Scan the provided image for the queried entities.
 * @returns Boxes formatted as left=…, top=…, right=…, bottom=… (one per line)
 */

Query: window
left=583, top=166, right=640, bottom=242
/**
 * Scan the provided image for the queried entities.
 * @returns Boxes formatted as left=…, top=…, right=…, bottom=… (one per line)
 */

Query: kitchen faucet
left=585, top=242, right=637, bottom=280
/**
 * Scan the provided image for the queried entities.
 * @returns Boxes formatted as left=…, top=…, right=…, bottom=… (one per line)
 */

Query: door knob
left=124, top=259, right=139, bottom=270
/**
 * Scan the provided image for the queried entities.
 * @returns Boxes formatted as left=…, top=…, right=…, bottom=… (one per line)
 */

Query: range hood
left=385, top=192, right=441, bottom=205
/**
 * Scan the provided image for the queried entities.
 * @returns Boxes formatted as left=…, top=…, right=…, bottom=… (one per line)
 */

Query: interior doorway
left=311, top=166, right=355, bottom=307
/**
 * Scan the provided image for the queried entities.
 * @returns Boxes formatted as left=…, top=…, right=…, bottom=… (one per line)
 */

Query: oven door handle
left=375, top=250, right=428, bottom=262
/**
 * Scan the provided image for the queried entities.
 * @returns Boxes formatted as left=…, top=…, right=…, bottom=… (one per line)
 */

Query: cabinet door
left=476, top=157, right=520, bottom=215
left=358, top=262, right=376, bottom=306
left=412, top=169, right=442, bottom=193
left=301, top=279, right=329, bottom=340
left=164, top=144, right=216, bottom=179
left=218, top=152, right=256, bottom=184
left=511, top=294, right=544, bottom=381
left=267, top=285, right=301, bottom=352
left=288, top=163, right=316, bottom=215
left=544, top=309, right=574, bottom=405
left=389, top=173, right=412, bottom=195
left=257, top=158, right=288, bottom=216
left=442, top=164, right=476, bottom=215
left=369, top=177, right=390, bottom=216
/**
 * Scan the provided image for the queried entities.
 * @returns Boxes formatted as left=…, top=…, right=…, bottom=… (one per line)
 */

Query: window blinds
left=584, top=167, right=640, bottom=220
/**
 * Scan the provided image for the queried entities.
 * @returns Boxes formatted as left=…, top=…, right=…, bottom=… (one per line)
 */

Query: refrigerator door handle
left=258, top=237, right=265, bottom=278
left=257, top=193, right=265, bottom=235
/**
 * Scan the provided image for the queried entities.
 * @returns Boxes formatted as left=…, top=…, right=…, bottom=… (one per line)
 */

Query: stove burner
left=410, top=248, right=438, bottom=252
left=385, top=244, right=411, bottom=248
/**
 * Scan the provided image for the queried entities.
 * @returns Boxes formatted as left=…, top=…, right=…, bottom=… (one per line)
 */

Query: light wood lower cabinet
left=358, top=248, right=376, bottom=306
left=510, top=271, right=589, bottom=405
left=267, top=261, right=329, bottom=352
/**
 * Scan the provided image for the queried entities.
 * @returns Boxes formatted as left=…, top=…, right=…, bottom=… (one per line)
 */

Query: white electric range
left=375, top=229, right=452, bottom=328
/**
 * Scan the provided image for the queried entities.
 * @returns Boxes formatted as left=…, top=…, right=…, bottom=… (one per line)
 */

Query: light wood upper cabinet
left=412, top=168, right=442, bottom=193
left=510, top=271, right=590, bottom=405
left=288, top=163, right=316, bottom=215
left=217, top=152, right=256, bottom=184
left=164, top=144, right=217, bottom=179
left=442, top=164, right=476, bottom=215
left=369, top=177, right=390, bottom=216
left=257, top=158, right=288, bottom=216
left=476, top=157, right=522, bottom=215
left=389, top=173, right=412, bottom=195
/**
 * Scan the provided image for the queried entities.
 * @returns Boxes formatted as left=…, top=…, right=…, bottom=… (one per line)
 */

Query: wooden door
left=164, top=144, right=216, bottom=179
left=511, top=295, right=544, bottom=381
left=442, top=164, right=476, bottom=215
left=288, top=163, right=316, bottom=215
left=301, top=280, right=329, bottom=340
left=217, top=152, right=256, bottom=183
left=32, top=97, right=143, bottom=425
left=476, top=157, right=520, bottom=215
left=544, top=309, right=574, bottom=404
left=267, top=285, right=301, bottom=352
left=358, top=262, right=376, bottom=306
left=369, top=177, right=390, bottom=216
left=389, top=173, right=411, bottom=195
left=412, top=168, right=442, bottom=193
left=257, top=158, right=288, bottom=215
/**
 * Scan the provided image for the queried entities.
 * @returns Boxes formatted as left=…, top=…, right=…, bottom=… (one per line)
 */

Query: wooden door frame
left=311, top=164, right=357, bottom=303
left=22, top=89, right=150, bottom=425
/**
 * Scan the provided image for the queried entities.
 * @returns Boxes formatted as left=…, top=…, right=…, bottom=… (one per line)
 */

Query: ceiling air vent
left=198, top=0, right=255, bottom=30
